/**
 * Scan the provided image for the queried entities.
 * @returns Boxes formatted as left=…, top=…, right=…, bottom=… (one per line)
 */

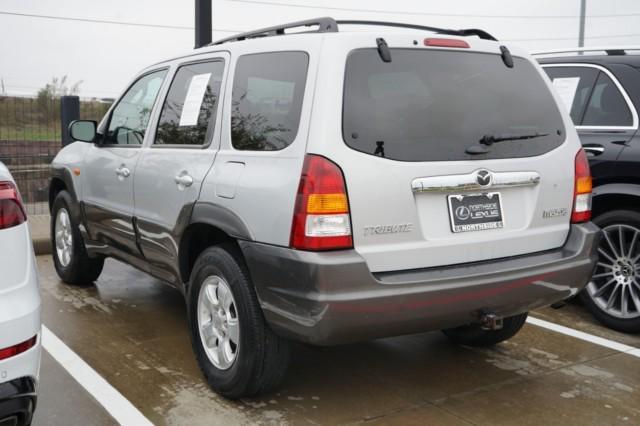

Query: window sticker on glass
left=179, top=73, right=212, bottom=126
left=552, top=77, right=580, bottom=113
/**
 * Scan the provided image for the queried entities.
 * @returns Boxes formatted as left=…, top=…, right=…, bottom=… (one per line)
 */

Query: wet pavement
left=33, top=351, right=115, bottom=426
left=33, top=256, right=640, bottom=425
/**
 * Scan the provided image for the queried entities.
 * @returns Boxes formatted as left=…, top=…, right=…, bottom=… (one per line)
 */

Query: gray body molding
left=49, top=165, right=87, bottom=239
left=189, top=202, right=253, bottom=241
left=49, top=165, right=79, bottom=206
left=240, top=223, right=601, bottom=346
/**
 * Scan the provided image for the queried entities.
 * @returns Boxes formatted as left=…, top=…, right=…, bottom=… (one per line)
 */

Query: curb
left=33, top=237, right=51, bottom=256
left=27, top=214, right=52, bottom=256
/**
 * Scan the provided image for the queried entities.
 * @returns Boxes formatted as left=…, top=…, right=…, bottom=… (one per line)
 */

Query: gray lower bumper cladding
left=240, top=223, right=601, bottom=345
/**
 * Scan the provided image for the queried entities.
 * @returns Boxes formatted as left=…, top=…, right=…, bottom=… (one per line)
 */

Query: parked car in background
left=0, top=162, right=41, bottom=425
left=49, top=18, right=600, bottom=398
left=536, top=47, right=640, bottom=333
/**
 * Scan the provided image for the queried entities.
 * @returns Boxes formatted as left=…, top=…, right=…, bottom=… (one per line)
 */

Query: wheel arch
left=179, top=202, right=253, bottom=286
left=592, top=183, right=640, bottom=217
left=49, top=166, right=78, bottom=213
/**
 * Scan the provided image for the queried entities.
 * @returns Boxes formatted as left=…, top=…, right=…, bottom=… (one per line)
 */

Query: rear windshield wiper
left=478, top=132, right=549, bottom=146
left=466, top=132, right=549, bottom=155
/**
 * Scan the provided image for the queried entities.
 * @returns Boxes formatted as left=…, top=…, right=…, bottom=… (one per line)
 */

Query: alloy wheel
left=54, top=208, right=73, bottom=267
left=197, top=275, right=240, bottom=370
left=586, top=224, right=640, bottom=319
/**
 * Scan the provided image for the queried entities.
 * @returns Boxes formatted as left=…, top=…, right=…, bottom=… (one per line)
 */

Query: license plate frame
left=447, top=192, right=504, bottom=233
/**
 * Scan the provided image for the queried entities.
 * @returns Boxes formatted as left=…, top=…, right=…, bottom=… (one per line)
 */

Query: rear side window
left=343, top=49, right=565, bottom=162
left=155, top=61, right=225, bottom=146
left=543, top=66, right=599, bottom=124
left=231, top=52, right=309, bottom=151
left=582, top=72, right=633, bottom=127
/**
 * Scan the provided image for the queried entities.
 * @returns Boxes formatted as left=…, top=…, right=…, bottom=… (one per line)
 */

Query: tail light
left=572, top=149, right=592, bottom=223
left=290, top=155, right=353, bottom=251
left=0, top=181, right=27, bottom=230
left=0, top=336, right=37, bottom=361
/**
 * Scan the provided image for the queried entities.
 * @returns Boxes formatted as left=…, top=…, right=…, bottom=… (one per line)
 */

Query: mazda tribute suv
left=49, top=18, right=600, bottom=398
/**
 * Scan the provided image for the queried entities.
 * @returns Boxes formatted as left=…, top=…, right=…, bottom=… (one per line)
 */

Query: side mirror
left=69, top=120, right=97, bottom=143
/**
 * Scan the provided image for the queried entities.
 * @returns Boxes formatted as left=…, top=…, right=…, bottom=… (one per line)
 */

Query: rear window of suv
left=343, top=49, right=565, bottom=161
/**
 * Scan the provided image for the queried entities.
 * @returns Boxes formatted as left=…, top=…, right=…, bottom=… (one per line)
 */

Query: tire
left=579, top=209, right=640, bottom=333
left=442, top=313, right=528, bottom=347
left=187, top=244, right=290, bottom=399
left=51, top=191, right=104, bottom=285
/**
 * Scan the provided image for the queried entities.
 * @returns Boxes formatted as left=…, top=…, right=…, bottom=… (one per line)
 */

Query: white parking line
left=527, top=316, right=640, bottom=359
left=42, top=325, right=154, bottom=426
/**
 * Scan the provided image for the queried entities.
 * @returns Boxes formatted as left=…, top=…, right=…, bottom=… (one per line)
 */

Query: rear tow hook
left=480, top=312, right=504, bottom=330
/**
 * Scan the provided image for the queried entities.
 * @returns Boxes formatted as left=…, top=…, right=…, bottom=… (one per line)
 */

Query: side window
left=155, top=61, right=225, bottom=146
left=582, top=72, right=633, bottom=127
left=544, top=66, right=598, bottom=125
left=104, top=70, right=167, bottom=145
left=231, top=52, right=309, bottom=151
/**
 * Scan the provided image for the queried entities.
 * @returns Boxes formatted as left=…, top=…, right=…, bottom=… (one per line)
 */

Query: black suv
left=537, top=47, right=640, bottom=333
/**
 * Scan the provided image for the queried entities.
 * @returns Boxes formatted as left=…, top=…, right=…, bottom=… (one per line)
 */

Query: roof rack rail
left=208, top=17, right=498, bottom=46
left=336, top=20, right=497, bottom=41
left=210, top=17, right=338, bottom=45
left=532, top=46, right=640, bottom=56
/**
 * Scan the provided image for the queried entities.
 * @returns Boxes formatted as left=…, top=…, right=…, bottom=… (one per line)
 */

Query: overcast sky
left=1, top=0, right=639, bottom=98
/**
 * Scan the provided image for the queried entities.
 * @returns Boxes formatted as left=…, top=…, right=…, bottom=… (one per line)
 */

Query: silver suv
left=49, top=18, right=601, bottom=398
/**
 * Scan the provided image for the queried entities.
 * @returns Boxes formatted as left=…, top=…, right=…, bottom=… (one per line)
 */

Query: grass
left=0, top=124, right=60, bottom=141
left=0, top=96, right=110, bottom=142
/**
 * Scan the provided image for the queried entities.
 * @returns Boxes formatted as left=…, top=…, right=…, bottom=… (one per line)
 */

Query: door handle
left=611, top=140, right=629, bottom=146
left=583, top=145, right=605, bottom=157
left=115, top=166, right=131, bottom=178
left=174, top=173, right=193, bottom=188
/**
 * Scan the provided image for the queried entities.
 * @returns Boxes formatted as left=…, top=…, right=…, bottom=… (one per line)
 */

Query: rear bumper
left=240, top=223, right=601, bottom=345
left=0, top=377, right=36, bottom=426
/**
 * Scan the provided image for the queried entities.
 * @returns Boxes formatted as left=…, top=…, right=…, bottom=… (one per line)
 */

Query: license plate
left=447, top=192, right=504, bottom=233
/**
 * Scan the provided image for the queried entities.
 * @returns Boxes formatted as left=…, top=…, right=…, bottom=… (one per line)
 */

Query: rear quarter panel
left=200, top=35, right=323, bottom=246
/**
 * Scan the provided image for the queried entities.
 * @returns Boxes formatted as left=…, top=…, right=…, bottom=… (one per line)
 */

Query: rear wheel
left=442, top=313, right=528, bottom=347
left=580, top=210, right=640, bottom=333
left=187, top=244, right=290, bottom=399
left=51, top=191, right=104, bottom=285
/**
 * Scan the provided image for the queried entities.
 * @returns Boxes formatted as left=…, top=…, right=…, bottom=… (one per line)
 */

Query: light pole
left=578, top=0, right=586, bottom=48
left=195, top=0, right=212, bottom=48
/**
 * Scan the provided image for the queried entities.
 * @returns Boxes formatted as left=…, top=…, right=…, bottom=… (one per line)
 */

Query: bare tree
left=36, top=75, right=83, bottom=116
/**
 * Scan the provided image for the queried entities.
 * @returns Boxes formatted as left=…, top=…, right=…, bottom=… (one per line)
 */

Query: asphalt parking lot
left=32, top=255, right=640, bottom=426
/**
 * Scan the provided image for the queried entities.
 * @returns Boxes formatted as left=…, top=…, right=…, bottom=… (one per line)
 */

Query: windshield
left=342, top=48, right=565, bottom=161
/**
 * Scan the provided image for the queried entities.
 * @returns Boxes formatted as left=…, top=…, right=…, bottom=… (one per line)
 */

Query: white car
left=0, top=162, right=41, bottom=425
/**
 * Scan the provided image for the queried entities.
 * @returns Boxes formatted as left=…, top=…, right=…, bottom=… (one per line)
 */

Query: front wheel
left=442, top=313, right=528, bottom=347
left=580, top=210, right=640, bottom=333
left=187, top=244, right=290, bottom=399
left=51, top=191, right=104, bottom=285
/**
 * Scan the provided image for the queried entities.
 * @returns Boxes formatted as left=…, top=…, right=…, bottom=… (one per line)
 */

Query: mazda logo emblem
left=476, top=170, right=492, bottom=187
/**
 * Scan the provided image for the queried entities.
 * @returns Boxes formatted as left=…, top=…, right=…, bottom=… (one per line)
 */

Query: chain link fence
left=0, top=95, right=111, bottom=215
